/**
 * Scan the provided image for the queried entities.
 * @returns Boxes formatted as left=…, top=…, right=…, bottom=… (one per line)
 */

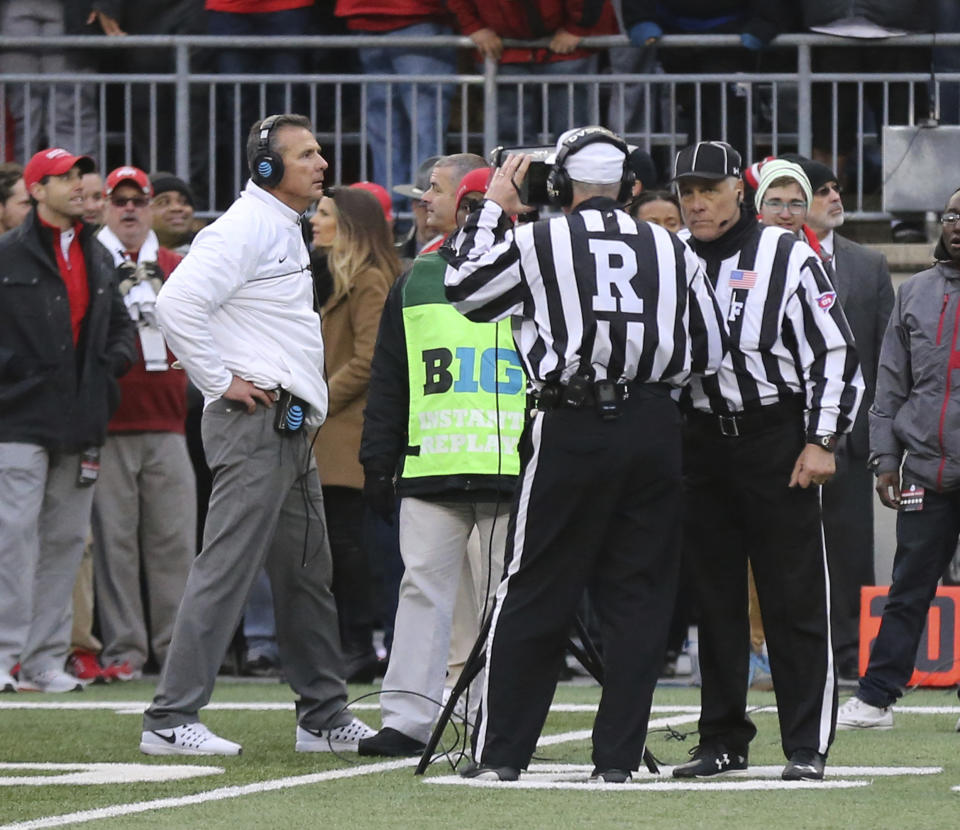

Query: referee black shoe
left=672, top=742, right=747, bottom=778
left=460, top=762, right=520, bottom=781
left=781, top=749, right=825, bottom=781
left=589, top=768, right=632, bottom=784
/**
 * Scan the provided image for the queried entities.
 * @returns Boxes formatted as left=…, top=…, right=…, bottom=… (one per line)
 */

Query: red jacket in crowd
left=334, top=0, right=452, bottom=32
left=446, top=0, right=616, bottom=64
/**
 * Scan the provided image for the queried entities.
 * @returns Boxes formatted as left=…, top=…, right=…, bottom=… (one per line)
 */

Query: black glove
left=363, top=470, right=396, bottom=525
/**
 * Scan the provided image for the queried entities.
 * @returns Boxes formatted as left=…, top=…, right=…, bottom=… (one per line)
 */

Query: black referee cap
left=781, top=153, right=838, bottom=192
left=626, top=147, right=658, bottom=191
left=674, top=141, right=742, bottom=181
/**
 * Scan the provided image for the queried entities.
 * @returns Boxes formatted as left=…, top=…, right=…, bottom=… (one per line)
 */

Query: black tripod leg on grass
left=414, top=611, right=492, bottom=775
left=569, top=615, right=604, bottom=683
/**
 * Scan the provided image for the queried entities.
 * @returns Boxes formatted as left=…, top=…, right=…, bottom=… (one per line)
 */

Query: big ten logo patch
left=421, top=346, right=524, bottom=396
left=860, top=586, right=960, bottom=686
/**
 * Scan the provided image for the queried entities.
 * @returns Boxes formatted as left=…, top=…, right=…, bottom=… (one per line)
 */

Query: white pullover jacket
left=157, top=180, right=327, bottom=425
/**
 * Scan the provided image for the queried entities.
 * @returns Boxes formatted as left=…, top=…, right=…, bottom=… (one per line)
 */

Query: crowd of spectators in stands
left=1, top=1, right=957, bottom=224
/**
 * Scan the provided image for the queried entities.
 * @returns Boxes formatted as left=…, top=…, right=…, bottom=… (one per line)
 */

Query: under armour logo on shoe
left=715, top=753, right=730, bottom=770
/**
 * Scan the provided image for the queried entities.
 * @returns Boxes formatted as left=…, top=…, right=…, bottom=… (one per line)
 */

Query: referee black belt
left=684, top=397, right=803, bottom=438
left=530, top=379, right=669, bottom=412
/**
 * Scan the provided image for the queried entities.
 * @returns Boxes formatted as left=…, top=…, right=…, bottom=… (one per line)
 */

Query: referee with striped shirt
left=672, top=141, right=864, bottom=782
left=442, top=126, right=727, bottom=783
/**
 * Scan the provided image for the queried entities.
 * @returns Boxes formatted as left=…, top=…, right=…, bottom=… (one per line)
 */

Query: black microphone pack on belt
left=536, top=375, right=626, bottom=421
left=274, top=389, right=307, bottom=434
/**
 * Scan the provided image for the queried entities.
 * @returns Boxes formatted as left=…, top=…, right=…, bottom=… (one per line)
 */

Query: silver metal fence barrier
left=1, top=33, right=958, bottom=219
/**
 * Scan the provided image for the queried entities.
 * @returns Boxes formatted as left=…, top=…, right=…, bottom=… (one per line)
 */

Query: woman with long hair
left=310, top=186, right=402, bottom=682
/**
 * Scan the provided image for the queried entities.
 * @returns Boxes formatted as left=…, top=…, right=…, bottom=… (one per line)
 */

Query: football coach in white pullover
left=140, top=114, right=374, bottom=756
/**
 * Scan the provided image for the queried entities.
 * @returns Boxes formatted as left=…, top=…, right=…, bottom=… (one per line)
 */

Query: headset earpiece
left=251, top=115, right=284, bottom=188
left=546, top=127, right=633, bottom=209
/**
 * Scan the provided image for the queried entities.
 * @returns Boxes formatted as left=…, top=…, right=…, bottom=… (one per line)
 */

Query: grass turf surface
left=1, top=679, right=959, bottom=829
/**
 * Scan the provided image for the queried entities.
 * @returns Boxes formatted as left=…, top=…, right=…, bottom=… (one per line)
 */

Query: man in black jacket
left=0, top=148, right=136, bottom=694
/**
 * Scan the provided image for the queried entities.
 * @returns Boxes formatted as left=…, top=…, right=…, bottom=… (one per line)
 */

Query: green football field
left=2, top=678, right=959, bottom=830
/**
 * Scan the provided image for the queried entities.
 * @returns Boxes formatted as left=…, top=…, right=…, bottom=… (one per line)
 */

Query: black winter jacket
left=92, top=0, right=206, bottom=35
left=0, top=210, right=137, bottom=452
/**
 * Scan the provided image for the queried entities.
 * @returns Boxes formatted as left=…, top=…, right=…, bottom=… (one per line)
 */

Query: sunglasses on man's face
left=110, top=195, right=149, bottom=209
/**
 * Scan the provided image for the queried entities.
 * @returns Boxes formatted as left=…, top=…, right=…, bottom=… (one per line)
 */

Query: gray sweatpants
left=91, top=432, right=196, bottom=672
left=143, top=399, right=350, bottom=732
left=0, top=443, right=94, bottom=677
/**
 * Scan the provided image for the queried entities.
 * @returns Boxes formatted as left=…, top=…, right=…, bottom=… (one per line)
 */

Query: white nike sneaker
left=836, top=696, right=894, bottom=730
left=140, top=722, right=242, bottom=756
left=295, top=716, right=376, bottom=752
left=0, top=669, right=17, bottom=693
left=17, top=669, right=83, bottom=693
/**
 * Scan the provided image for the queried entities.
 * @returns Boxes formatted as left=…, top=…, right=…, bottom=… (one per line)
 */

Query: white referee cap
left=549, top=127, right=627, bottom=185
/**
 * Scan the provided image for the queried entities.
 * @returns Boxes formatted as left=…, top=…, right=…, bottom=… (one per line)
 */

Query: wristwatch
left=811, top=434, right=837, bottom=453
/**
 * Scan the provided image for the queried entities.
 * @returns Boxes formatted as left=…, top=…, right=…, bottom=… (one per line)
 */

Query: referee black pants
left=473, top=388, right=682, bottom=772
left=683, top=417, right=837, bottom=760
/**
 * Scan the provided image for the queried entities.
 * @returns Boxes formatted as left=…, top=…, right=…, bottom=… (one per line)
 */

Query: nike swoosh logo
left=279, top=255, right=288, bottom=263
left=151, top=730, right=177, bottom=744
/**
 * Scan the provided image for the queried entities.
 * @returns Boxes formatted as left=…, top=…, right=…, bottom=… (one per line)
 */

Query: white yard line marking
left=432, top=776, right=871, bottom=791
left=428, top=761, right=942, bottom=791
left=0, top=759, right=418, bottom=830
left=0, top=763, right=223, bottom=786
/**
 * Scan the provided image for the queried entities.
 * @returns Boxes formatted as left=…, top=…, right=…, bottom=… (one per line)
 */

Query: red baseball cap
left=104, top=165, right=153, bottom=197
left=456, top=167, right=492, bottom=212
left=349, top=181, right=393, bottom=223
left=23, top=148, right=95, bottom=190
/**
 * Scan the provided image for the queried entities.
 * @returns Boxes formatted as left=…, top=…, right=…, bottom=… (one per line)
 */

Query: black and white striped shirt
left=681, top=216, right=863, bottom=438
left=442, top=196, right=727, bottom=389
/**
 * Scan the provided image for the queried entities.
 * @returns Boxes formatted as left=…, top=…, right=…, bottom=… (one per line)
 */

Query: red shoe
left=103, top=660, right=141, bottom=682
left=67, top=649, right=107, bottom=684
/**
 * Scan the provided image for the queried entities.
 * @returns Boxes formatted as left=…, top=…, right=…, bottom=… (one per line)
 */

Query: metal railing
left=1, top=32, right=958, bottom=218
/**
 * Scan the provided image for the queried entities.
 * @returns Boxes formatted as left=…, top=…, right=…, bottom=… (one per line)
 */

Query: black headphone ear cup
left=618, top=169, right=636, bottom=204
left=251, top=115, right=284, bottom=187
left=253, top=151, right=284, bottom=188
left=547, top=165, right=572, bottom=208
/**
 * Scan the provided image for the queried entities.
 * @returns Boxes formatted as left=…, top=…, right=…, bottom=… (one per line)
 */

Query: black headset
left=250, top=115, right=284, bottom=188
left=546, top=126, right=635, bottom=208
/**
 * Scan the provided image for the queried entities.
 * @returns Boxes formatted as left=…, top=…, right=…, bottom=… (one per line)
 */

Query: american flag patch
left=729, top=269, right=757, bottom=289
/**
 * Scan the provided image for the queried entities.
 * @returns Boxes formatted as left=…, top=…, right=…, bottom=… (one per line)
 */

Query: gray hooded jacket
left=870, top=259, right=960, bottom=491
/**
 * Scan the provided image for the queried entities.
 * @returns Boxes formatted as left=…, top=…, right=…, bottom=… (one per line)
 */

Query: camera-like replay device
left=489, top=145, right=554, bottom=207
